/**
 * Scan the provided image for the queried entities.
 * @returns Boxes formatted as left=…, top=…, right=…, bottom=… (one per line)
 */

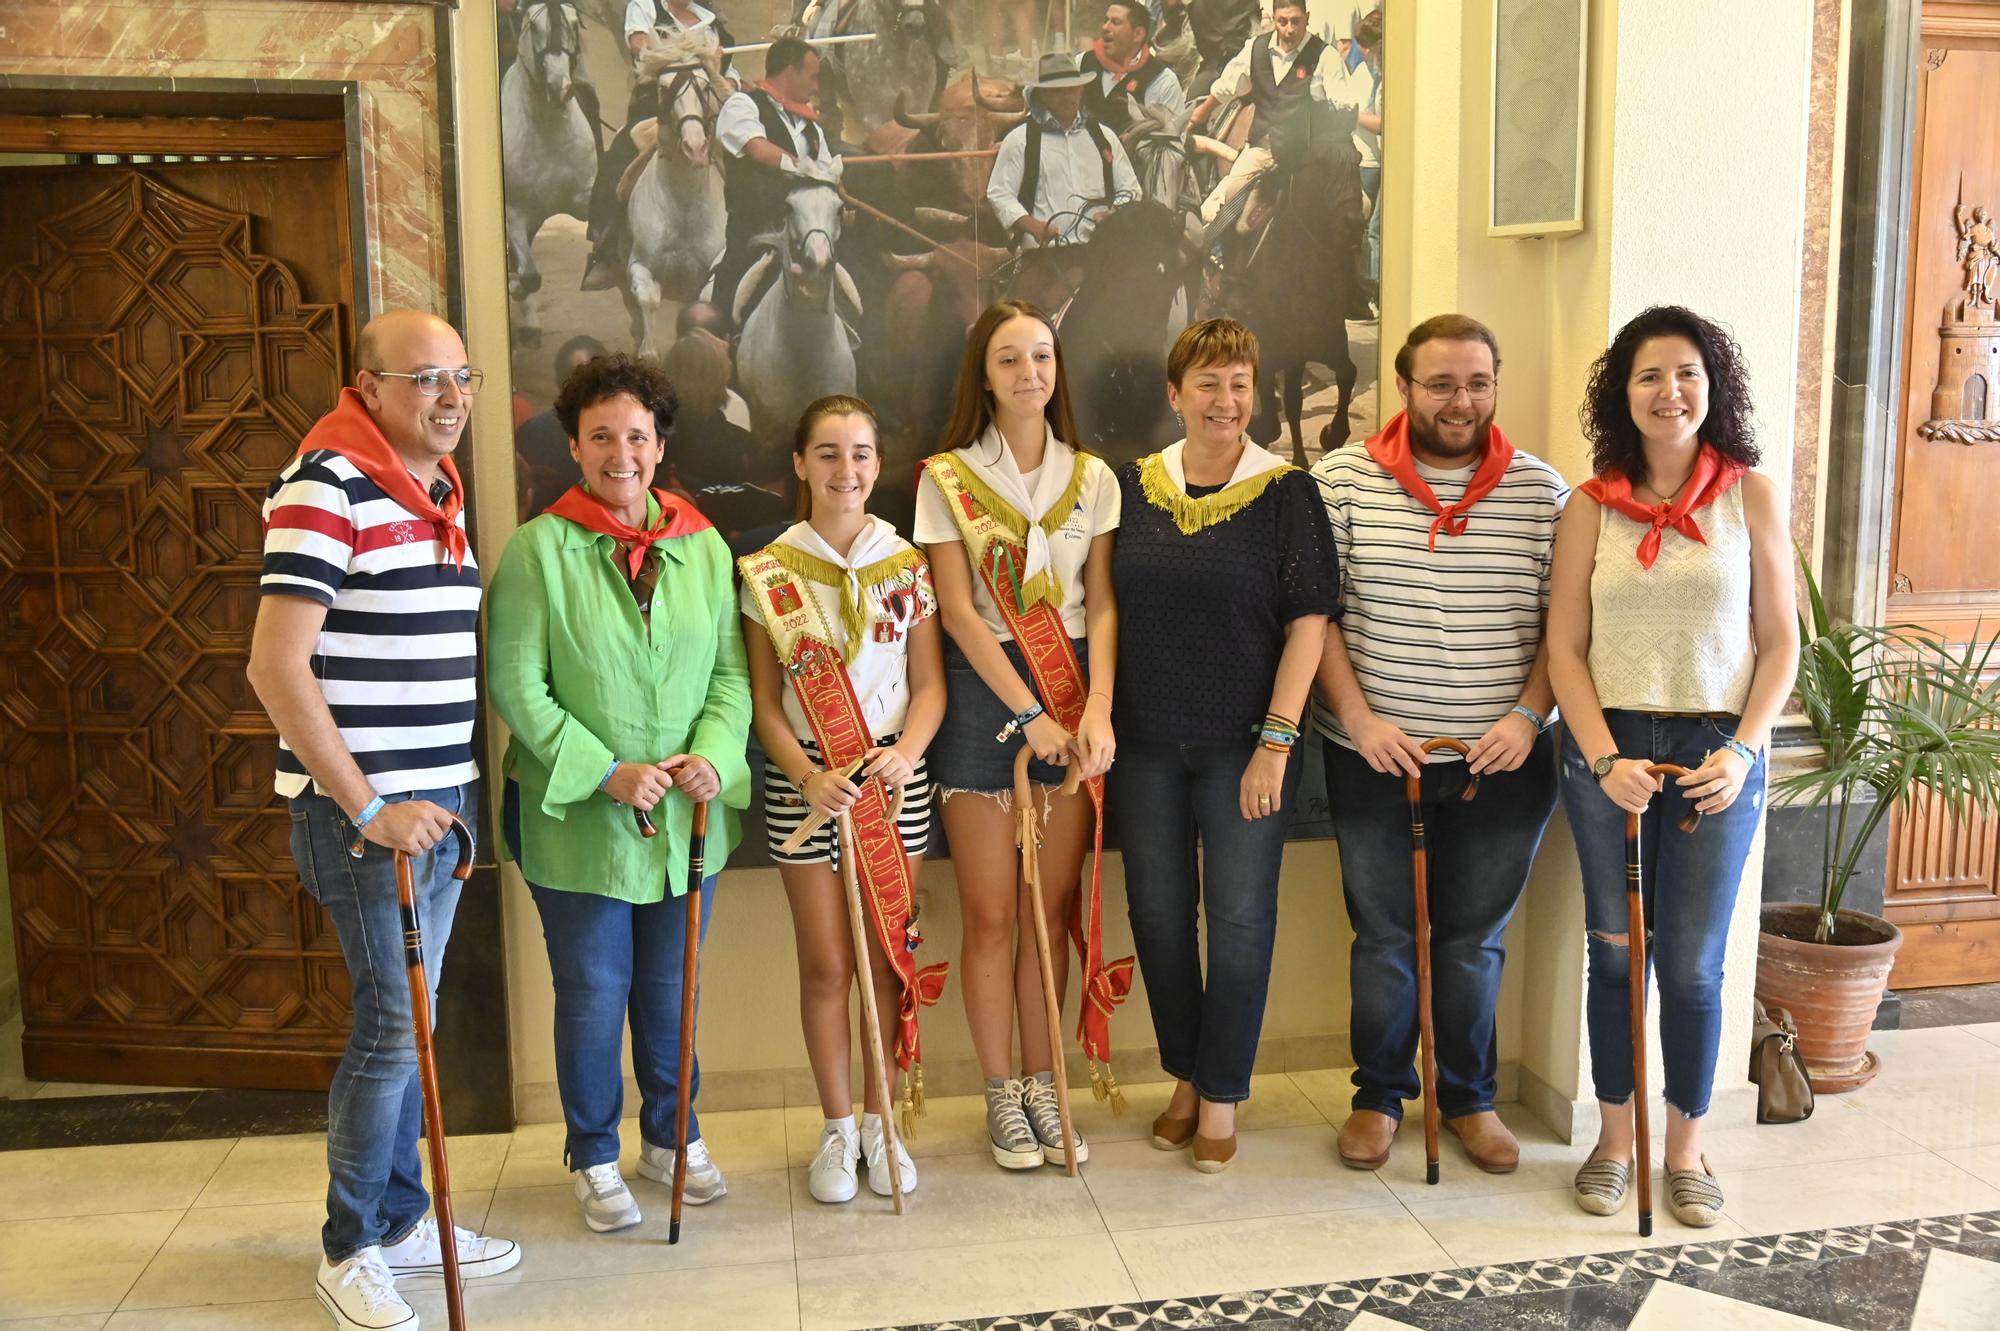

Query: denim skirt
left=931, top=636, right=1090, bottom=793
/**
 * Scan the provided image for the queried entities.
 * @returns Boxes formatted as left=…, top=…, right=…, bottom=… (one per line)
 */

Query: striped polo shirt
left=1309, top=445, right=1567, bottom=754
left=260, top=449, right=483, bottom=799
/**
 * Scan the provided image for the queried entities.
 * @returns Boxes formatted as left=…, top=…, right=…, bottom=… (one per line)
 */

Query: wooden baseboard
left=1887, top=914, right=2000, bottom=988
left=23, top=1037, right=338, bottom=1091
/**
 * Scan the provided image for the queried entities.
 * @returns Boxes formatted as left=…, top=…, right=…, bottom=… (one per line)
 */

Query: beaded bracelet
left=1511, top=704, right=1546, bottom=730
left=1722, top=737, right=1758, bottom=767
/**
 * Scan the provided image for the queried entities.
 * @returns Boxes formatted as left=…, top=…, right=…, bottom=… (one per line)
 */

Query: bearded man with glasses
left=248, top=310, right=520, bottom=1331
left=1307, top=314, right=1568, bottom=1179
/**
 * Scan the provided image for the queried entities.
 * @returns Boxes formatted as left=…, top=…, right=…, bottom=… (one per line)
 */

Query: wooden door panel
left=1884, top=4, right=2000, bottom=986
left=0, top=159, right=353, bottom=1087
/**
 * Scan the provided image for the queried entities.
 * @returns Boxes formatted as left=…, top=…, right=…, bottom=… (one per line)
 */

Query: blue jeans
left=1559, top=711, right=1766, bottom=1119
left=505, top=781, right=717, bottom=1169
left=290, top=781, right=475, bottom=1263
left=1326, top=736, right=1557, bottom=1118
left=1109, top=738, right=1300, bottom=1103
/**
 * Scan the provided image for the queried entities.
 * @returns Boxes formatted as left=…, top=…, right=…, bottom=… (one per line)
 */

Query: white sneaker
left=379, top=1216, right=521, bottom=1278
left=315, top=1249, right=416, bottom=1331
left=861, top=1113, right=917, bottom=1197
left=1023, top=1070, right=1088, bottom=1165
left=635, top=1137, right=727, bottom=1204
left=808, top=1119, right=860, bottom=1204
left=572, top=1161, right=642, bottom=1232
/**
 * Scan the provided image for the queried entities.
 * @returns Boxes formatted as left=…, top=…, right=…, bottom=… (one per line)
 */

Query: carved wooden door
left=1883, top=5, right=2000, bottom=988
left=0, top=159, right=356, bottom=1086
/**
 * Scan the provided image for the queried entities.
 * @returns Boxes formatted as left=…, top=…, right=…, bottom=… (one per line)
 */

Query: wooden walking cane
left=1626, top=764, right=1702, bottom=1238
left=669, top=799, right=711, bottom=1245
left=392, top=815, right=475, bottom=1331
left=835, top=809, right=907, bottom=1212
left=1406, top=737, right=1481, bottom=1186
left=1013, top=746, right=1081, bottom=1177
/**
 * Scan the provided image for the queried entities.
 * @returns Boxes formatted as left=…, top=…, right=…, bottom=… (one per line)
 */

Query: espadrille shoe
left=1572, top=1156, right=1632, bottom=1216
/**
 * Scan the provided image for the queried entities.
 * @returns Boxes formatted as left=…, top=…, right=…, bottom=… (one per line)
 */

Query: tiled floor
left=4, top=1024, right=2000, bottom=1328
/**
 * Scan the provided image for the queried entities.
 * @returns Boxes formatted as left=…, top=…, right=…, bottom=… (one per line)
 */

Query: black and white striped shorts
left=762, top=734, right=932, bottom=864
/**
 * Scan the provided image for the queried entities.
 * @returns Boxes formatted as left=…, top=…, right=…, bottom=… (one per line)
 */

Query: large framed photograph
left=495, top=0, right=1386, bottom=856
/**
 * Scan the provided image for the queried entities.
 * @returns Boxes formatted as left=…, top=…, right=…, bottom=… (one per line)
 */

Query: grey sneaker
left=636, top=1138, right=727, bottom=1204
left=1024, top=1070, right=1088, bottom=1165
left=573, top=1162, right=641, bottom=1232
left=984, top=1076, right=1045, bottom=1170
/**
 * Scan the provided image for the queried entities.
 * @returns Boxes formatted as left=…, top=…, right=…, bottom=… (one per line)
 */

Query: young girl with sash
left=913, top=300, right=1128, bottom=1171
left=1549, top=306, right=1797, bottom=1227
left=740, top=396, right=946, bottom=1205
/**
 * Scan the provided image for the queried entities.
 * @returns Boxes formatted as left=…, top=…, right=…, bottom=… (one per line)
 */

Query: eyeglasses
left=369, top=367, right=486, bottom=396
left=1415, top=378, right=1496, bottom=402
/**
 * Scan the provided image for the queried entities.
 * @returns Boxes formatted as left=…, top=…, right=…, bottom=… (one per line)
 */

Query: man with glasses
left=249, top=310, right=519, bottom=1331
left=1309, top=314, right=1567, bottom=1179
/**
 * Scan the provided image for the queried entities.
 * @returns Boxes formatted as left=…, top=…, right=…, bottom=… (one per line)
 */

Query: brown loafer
left=1443, top=1111, right=1520, bottom=1173
left=1151, top=1111, right=1197, bottom=1151
left=1192, top=1131, right=1237, bottom=1173
left=1337, top=1109, right=1398, bottom=1170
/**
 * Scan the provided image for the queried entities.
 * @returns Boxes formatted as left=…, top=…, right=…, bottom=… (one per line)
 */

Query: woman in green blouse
left=489, top=354, right=750, bottom=1236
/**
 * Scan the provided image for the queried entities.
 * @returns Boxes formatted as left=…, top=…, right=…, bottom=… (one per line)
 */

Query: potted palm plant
left=1757, top=556, right=2000, bottom=1091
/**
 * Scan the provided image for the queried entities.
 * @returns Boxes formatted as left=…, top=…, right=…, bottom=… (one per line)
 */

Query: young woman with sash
left=913, top=300, right=1128, bottom=1171
left=488, top=354, right=752, bottom=1235
left=1549, top=306, right=1797, bottom=1227
left=740, top=395, right=946, bottom=1205
left=1110, top=320, right=1338, bottom=1173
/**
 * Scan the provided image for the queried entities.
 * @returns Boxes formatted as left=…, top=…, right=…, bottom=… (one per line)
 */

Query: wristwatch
left=1591, top=753, right=1626, bottom=779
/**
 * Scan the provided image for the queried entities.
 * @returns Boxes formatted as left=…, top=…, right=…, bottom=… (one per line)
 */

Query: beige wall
left=455, top=0, right=1821, bottom=1133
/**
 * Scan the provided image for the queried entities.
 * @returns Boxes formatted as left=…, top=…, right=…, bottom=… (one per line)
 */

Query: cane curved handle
left=1411, top=736, right=1480, bottom=802
left=358, top=809, right=477, bottom=873
left=440, top=813, right=475, bottom=879
left=1644, top=763, right=1703, bottom=834
left=1011, top=736, right=1084, bottom=800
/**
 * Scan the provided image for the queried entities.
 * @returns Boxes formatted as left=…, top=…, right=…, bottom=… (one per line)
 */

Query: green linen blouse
left=487, top=498, right=751, bottom=901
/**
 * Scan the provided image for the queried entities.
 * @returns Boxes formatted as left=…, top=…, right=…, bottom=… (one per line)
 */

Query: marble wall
left=4, top=0, right=451, bottom=314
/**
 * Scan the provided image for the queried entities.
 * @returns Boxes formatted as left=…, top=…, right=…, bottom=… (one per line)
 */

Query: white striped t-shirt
left=259, top=450, right=483, bottom=799
left=1309, top=445, right=1567, bottom=754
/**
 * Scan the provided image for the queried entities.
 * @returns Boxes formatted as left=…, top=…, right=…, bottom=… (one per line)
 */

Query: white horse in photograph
left=734, top=177, right=863, bottom=438
left=502, top=2, right=597, bottom=342
left=626, top=29, right=731, bottom=356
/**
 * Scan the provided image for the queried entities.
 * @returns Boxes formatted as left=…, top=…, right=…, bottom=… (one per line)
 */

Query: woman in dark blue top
left=1108, top=318, right=1339, bottom=1172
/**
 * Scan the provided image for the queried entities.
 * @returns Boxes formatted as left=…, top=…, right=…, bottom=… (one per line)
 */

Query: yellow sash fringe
left=766, top=544, right=925, bottom=659
left=1138, top=453, right=1294, bottom=535
left=931, top=452, right=1089, bottom=612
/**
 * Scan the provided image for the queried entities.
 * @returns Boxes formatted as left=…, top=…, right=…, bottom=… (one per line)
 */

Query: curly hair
left=555, top=353, right=678, bottom=443
left=1580, top=305, right=1759, bottom=481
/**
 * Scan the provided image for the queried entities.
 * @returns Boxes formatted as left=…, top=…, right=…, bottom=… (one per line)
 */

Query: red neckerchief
left=545, top=485, right=712, bottom=579
left=1363, top=409, right=1516, bottom=550
left=1091, top=38, right=1151, bottom=79
left=1579, top=443, right=1747, bottom=570
left=296, top=388, right=468, bottom=569
left=757, top=80, right=820, bottom=121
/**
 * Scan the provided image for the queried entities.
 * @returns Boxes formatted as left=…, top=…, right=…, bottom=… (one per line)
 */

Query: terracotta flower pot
left=1755, top=903, right=1903, bottom=1093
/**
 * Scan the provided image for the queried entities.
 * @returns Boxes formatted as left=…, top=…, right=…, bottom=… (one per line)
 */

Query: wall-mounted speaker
left=1489, top=0, right=1589, bottom=237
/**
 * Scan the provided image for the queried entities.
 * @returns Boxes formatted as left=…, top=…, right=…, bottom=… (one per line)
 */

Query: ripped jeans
left=1558, top=711, right=1765, bottom=1119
